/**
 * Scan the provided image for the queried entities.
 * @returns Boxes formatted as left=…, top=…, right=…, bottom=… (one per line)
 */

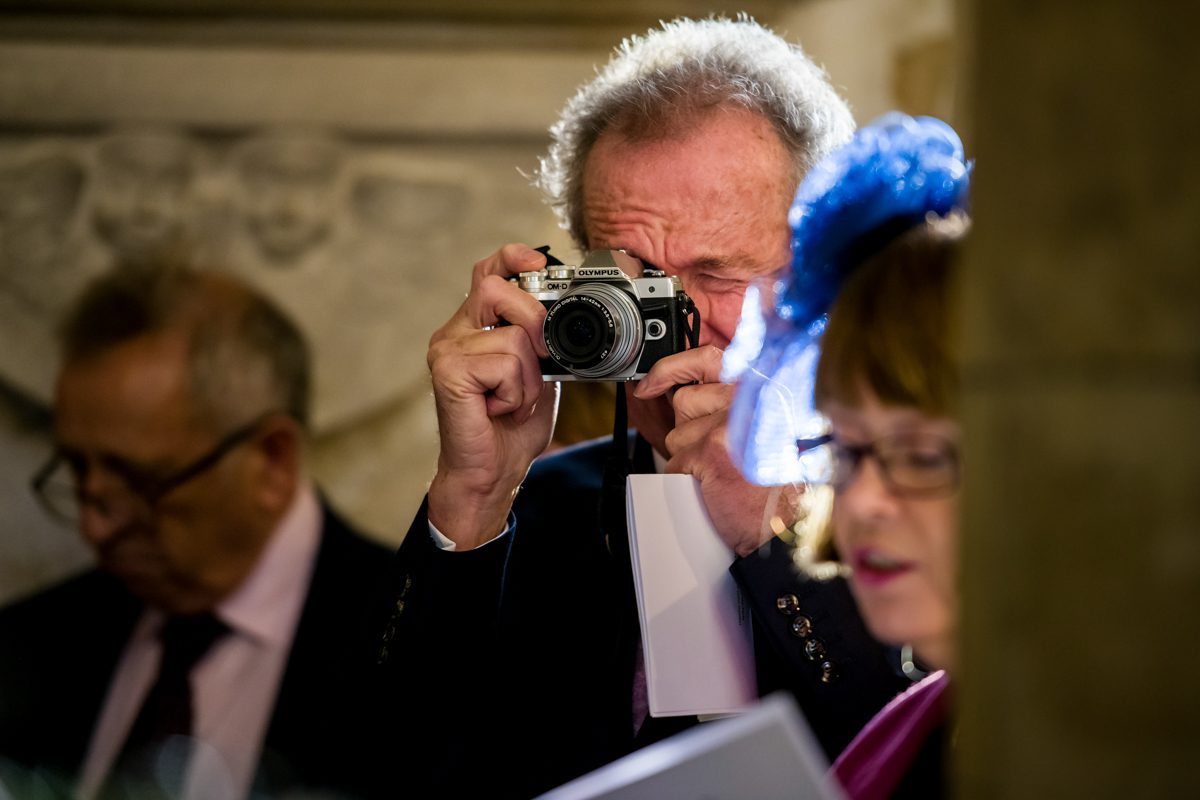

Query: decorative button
left=395, top=599, right=406, bottom=614
left=790, top=615, right=813, bottom=639
left=776, top=594, right=801, bottom=615
left=804, top=637, right=828, bottom=662
left=820, top=661, right=838, bottom=684
left=381, top=623, right=396, bottom=643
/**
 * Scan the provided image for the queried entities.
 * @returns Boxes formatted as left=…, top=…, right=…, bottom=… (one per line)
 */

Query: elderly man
left=0, top=264, right=391, bottom=799
left=371, top=17, right=912, bottom=798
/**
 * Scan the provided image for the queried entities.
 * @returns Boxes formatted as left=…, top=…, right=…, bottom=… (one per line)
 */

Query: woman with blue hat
left=726, top=112, right=971, bottom=799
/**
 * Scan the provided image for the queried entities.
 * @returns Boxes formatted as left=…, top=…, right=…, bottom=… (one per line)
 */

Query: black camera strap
left=601, top=386, right=633, bottom=570
left=684, top=297, right=701, bottom=349
left=533, top=244, right=565, bottom=267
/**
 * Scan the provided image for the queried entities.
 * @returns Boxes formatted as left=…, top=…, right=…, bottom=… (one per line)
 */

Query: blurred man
left=372, top=17, right=910, bottom=798
left=0, top=264, right=391, bottom=799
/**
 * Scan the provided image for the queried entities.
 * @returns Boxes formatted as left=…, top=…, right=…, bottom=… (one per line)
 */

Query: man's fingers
left=511, top=341, right=549, bottom=423
left=428, top=273, right=548, bottom=360
left=431, top=334, right=546, bottom=423
left=664, top=411, right=726, bottom=462
left=633, top=345, right=725, bottom=398
left=470, top=243, right=547, bottom=288
left=672, top=382, right=734, bottom=424
left=466, top=275, right=549, bottom=350
left=434, top=352, right=530, bottom=419
left=448, top=323, right=540, bottom=360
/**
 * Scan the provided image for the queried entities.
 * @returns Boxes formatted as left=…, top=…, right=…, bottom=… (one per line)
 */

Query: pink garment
left=78, top=484, right=322, bottom=800
left=831, top=670, right=950, bottom=800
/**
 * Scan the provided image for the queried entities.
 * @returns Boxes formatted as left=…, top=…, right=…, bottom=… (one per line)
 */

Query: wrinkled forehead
left=581, top=110, right=795, bottom=246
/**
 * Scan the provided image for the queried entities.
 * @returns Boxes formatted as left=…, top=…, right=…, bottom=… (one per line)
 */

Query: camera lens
left=555, top=306, right=604, bottom=360
left=544, top=284, right=643, bottom=379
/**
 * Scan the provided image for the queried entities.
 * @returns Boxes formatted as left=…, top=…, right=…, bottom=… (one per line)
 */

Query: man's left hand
left=634, top=346, right=793, bottom=558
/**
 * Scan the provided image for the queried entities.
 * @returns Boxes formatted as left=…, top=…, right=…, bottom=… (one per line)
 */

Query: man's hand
left=634, top=346, right=795, bottom=558
left=426, top=244, right=558, bottom=549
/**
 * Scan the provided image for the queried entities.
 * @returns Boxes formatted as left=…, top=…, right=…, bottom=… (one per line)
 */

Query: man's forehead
left=688, top=252, right=787, bottom=277
left=581, top=107, right=793, bottom=280
left=56, top=337, right=203, bottom=442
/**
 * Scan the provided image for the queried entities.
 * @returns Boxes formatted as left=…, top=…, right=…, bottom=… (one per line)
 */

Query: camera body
left=514, top=250, right=699, bottom=381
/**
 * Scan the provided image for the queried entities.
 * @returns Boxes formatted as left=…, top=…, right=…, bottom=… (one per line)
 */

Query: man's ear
left=251, top=415, right=303, bottom=515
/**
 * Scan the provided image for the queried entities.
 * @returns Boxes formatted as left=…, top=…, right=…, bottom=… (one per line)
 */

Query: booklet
left=535, top=692, right=843, bottom=800
left=625, top=473, right=757, bottom=717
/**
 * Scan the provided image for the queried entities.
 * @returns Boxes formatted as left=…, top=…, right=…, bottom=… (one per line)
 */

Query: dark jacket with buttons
left=730, top=535, right=910, bottom=759
left=364, top=435, right=908, bottom=800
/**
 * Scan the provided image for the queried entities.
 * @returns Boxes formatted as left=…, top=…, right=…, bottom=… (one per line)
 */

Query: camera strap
left=685, top=298, right=701, bottom=349
left=533, top=244, right=565, bottom=267
left=601, top=386, right=633, bottom=567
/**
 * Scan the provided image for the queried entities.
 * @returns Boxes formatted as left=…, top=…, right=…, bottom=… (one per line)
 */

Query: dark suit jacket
left=0, top=501, right=392, bottom=799
left=367, top=435, right=909, bottom=799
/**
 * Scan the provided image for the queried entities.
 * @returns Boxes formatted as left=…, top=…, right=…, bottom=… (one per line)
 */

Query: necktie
left=103, top=613, right=229, bottom=799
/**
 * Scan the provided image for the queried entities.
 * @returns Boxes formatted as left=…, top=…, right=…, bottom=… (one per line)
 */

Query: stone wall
left=0, top=1, right=955, bottom=605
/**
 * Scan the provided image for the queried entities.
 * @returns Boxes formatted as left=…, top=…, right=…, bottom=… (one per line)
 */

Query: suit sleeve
left=353, top=441, right=645, bottom=799
left=345, top=495, right=516, bottom=797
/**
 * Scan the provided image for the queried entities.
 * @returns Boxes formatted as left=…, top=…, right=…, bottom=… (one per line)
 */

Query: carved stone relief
left=0, top=125, right=510, bottom=436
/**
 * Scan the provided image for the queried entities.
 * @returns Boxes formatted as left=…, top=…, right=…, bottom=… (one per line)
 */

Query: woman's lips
left=851, top=547, right=915, bottom=586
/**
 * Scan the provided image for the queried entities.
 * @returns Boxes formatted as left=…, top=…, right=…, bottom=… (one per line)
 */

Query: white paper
left=625, top=473, right=757, bottom=717
left=535, top=692, right=842, bottom=800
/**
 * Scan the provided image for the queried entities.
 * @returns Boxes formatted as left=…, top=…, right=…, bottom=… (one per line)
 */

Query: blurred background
left=3, top=2, right=1197, bottom=794
left=0, top=0, right=956, bottom=603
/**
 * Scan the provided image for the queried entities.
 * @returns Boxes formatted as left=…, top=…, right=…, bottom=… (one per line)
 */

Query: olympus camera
left=514, top=250, right=699, bottom=381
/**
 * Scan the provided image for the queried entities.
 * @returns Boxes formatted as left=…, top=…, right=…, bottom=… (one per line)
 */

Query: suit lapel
left=254, top=501, right=391, bottom=794
left=48, top=573, right=143, bottom=779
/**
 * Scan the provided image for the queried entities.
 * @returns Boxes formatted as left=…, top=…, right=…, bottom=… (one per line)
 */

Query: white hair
left=535, top=15, right=855, bottom=247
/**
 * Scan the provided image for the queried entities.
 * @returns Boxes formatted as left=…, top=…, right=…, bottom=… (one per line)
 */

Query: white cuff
left=428, top=520, right=510, bottom=551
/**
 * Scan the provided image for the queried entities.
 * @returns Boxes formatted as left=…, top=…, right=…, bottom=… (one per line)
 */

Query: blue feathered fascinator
left=723, top=112, right=970, bottom=485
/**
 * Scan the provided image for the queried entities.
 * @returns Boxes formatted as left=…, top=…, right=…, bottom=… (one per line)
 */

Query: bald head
left=60, top=263, right=311, bottom=433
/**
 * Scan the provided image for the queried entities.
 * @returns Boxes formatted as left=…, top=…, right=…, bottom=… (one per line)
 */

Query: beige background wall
left=957, top=0, right=1200, bottom=794
left=0, top=0, right=954, bottom=605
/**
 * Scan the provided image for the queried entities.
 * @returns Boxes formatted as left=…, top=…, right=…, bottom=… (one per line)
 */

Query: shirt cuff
left=428, top=519, right=512, bottom=552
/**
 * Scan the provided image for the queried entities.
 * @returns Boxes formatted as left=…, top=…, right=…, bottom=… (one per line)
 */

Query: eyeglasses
left=31, top=414, right=274, bottom=525
left=796, top=431, right=961, bottom=497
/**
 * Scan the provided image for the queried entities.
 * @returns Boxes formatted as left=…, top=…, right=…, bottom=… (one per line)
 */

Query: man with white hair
left=371, top=17, right=909, bottom=797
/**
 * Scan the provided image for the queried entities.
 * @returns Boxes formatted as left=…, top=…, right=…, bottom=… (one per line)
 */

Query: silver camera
left=514, top=250, right=699, bottom=381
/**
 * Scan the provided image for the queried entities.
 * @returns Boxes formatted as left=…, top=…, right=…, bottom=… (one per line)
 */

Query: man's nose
left=75, top=473, right=139, bottom=547
left=78, top=498, right=134, bottom=547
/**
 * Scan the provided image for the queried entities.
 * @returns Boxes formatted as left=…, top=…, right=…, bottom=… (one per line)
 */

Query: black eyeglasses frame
left=31, top=413, right=278, bottom=524
left=795, top=432, right=961, bottom=498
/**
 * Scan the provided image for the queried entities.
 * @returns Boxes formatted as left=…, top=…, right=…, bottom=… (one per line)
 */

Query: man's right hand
left=426, top=244, right=558, bottom=550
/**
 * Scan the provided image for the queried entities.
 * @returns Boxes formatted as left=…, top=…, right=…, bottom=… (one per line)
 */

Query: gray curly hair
left=535, top=15, right=855, bottom=249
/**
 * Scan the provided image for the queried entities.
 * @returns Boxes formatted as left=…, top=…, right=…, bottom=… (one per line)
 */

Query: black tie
left=103, top=613, right=229, bottom=799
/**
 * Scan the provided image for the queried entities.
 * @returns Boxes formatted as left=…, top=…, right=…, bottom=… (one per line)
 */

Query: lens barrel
left=544, top=283, right=643, bottom=379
